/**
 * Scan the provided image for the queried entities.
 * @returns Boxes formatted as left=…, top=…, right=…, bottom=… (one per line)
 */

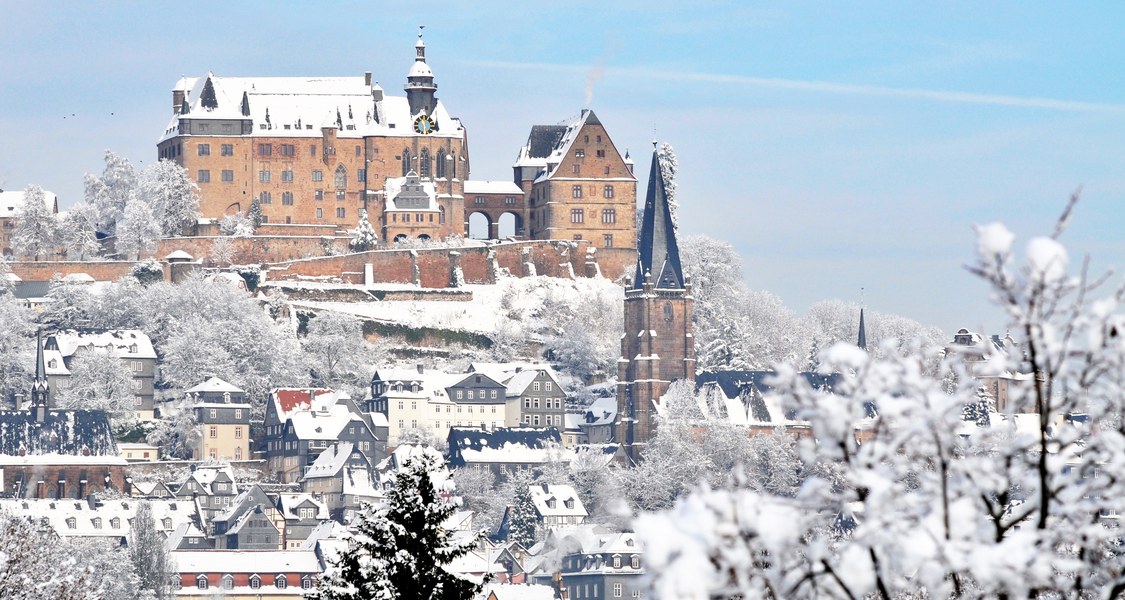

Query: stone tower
left=405, top=26, right=438, bottom=116
left=616, top=145, right=695, bottom=463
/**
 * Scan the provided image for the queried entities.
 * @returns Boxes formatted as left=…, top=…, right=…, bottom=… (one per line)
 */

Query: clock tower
left=616, top=144, right=696, bottom=463
left=405, top=26, right=438, bottom=116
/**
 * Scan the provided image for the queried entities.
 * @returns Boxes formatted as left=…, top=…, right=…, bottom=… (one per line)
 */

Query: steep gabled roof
left=635, top=146, right=684, bottom=289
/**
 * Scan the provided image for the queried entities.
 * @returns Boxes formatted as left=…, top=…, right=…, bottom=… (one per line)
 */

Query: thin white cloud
left=463, top=59, right=1125, bottom=113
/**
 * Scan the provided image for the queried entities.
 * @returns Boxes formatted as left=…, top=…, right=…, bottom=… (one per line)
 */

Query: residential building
left=616, top=146, right=696, bottom=462
left=171, top=549, right=320, bottom=597
left=368, top=366, right=513, bottom=444
left=0, top=187, right=58, bottom=258
left=557, top=531, right=646, bottom=600
left=158, top=30, right=467, bottom=240
left=118, top=442, right=160, bottom=462
left=167, top=522, right=213, bottom=550
left=264, top=389, right=383, bottom=483
left=469, top=363, right=567, bottom=429
left=947, top=328, right=1023, bottom=412
left=0, top=497, right=196, bottom=542
left=299, top=441, right=378, bottom=522
left=514, top=109, right=637, bottom=250
left=276, top=493, right=331, bottom=549
left=44, top=329, right=158, bottom=419
left=529, top=483, right=588, bottom=528
left=211, top=485, right=284, bottom=550
left=578, top=396, right=617, bottom=445
left=188, top=377, right=252, bottom=461
left=174, top=464, right=240, bottom=523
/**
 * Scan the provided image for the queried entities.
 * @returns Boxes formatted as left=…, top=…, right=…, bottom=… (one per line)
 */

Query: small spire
left=857, top=308, right=868, bottom=351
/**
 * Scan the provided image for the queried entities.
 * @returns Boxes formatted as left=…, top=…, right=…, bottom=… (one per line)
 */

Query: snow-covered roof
left=276, top=493, right=330, bottom=521
left=463, top=180, right=523, bottom=196
left=49, top=329, right=156, bottom=360
left=180, top=464, right=236, bottom=495
left=529, top=483, right=587, bottom=519
left=61, top=273, right=95, bottom=283
left=159, top=73, right=465, bottom=144
left=583, top=397, right=617, bottom=426
left=289, top=402, right=364, bottom=441
left=0, top=189, right=58, bottom=218
left=164, top=250, right=195, bottom=261
left=301, top=441, right=356, bottom=480
left=185, top=376, right=245, bottom=395
left=270, top=388, right=333, bottom=421
left=0, top=498, right=196, bottom=538
left=384, top=172, right=438, bottom=212
left=166, top=521, right=208, bottom=549
left=43, top=349, right=70, bottom=376
left=172, top=549, right=321, bottom=574
left=482, top=583, right=557, bottom=600
left=0, top=409, right=121, bottom=460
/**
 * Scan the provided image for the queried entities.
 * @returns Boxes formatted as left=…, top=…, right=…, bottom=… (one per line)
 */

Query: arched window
left=435, top=148, right=447, bottom=178
left=450, top=153, right=457, bottom=179
left=276, top=575, right=288, bottom=589
left=401, top=149, right=412, bottom=176
left=334, top=165, right=347, bottom=189
left=419, top=148, right=431, bottom=178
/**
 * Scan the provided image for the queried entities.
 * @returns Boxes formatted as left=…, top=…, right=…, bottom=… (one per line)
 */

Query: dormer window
left=613, top=556, right=622, bottom=569
left=631, top=556, right=640, bottom=569
left=162, top=518, right=172, bottom=529
left=92, top=517, right=102, bottom=529
left=196, top=575, right=208, bottom=589
left=221, top=575, right=234, bottom=590
left=547, top=498, right=556, bottom=509
left=276, top=575, right=288, bottom=589
left=110, top=517, right=121, bottom=529
left=250, top=575, right=261, bottom=589
left=564, top=499, right=574, bottom=509
left=66, top=517, right=76, bottom=529
left=48, top=359, right=56, bottom=368
left=302, top=575, right=314, bottom=590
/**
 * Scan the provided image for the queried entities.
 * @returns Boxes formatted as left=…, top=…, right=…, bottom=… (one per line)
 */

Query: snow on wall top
left=463, top=180, right=524, bottom=195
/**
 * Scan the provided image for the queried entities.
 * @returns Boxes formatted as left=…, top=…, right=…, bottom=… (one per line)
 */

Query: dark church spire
left=31, top=328, right=50, bottom=420
left=857, top=308, right=867, bottom=351
left=634, top=144, right=684, bottom=289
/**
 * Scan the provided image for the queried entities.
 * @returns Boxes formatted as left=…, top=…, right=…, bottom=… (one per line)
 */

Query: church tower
left=30, top=328, right=50, bottom=422
left=616, top=145, right=696, bottom=462
left=405, top=27, right=438, bottom=116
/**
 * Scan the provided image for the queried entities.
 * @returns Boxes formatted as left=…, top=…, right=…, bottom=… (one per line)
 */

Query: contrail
left=465, top=59, right=1125, bottom=113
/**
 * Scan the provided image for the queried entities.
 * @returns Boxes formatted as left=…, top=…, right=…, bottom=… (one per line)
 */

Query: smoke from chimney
left=584, top=62, right=604, bottom=107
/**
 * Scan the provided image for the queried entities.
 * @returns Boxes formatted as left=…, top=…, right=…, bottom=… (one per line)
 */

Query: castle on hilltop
left=158, top=29, right=637, bottom=253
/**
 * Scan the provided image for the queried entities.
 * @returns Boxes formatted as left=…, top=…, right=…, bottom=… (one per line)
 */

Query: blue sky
left=2, top=2, right=1123, bottom=335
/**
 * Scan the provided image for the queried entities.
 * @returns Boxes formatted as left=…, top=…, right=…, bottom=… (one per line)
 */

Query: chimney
left=416, top=364, right=424, bottom=374
left=364, top=71, right=372, bottom=86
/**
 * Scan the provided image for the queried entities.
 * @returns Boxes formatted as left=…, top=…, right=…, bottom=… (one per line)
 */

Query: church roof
left=0, top=409, right=120, bottom=458
left=634, top=146, right=684, bottom=289
left=857, top=308, right=867, bottom=351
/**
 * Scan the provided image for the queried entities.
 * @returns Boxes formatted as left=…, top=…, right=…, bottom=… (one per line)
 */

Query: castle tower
left=405, top=26, right=438, bottom=116
left=615, top=145, right=695, bottom=463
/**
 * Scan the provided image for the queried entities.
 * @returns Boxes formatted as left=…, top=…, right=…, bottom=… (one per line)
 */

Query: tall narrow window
left=419, top=148, right=431, bottom=178
left=572, top=185, right=582, bottom=198
left=435, top=148, right=447, bottom=178
left=401, top=149, right=412, bottom=176
left=334, top=165, right=347, bottom=189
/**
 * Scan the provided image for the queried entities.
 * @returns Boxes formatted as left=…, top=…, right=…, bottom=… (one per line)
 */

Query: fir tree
left=349, top=209, right=378, bottom=251
left=247, top=198, right=263, bottom=229
left=310, top=448, right=481, bottom=600
left=507, top=480, right=539, bottom=547
left=963, top=385, right=994, bottom=427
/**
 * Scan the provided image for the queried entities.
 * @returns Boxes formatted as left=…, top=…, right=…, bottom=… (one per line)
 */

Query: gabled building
left=211, top=484, right=284, bottom=550
left=557, top=531, right=646, bottom=600
left=514, top=109, right=637, bottom=250
left=369, top=366, right=513, bottom=444
left=469, top=363, right=568, bottom=429
left=529, top=483, right=587, bottom=528
left=616, top=145, right=696, bottom=462
left=0, top=497, right=196, bottom=542
left=174, top=463, right=239, bottom=522
left=299, top=441, right=377, bottom=522
left=276, top=493, right=330, bottom=549
left=44, top=329, right=158, bottom=419
left=264, top=389, right=383, bottom=483
left=171, top=549, right=320, bottom=596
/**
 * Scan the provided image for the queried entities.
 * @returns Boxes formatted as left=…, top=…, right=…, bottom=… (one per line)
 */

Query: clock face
left=414, top=114, right=435, bottom=135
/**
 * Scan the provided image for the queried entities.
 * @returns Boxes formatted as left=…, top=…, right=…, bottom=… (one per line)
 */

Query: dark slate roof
left=696, top=370, right=876, bottom=419
left=635, top=147, right=684, bottom=289
left=0, top=410, right=119, bottom=456
left=446, top=427, right=562, bottom=467
left=526, top=126, right=568, bottom=159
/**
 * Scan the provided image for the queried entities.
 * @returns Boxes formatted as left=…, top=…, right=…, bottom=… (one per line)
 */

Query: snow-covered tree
left=12, top=184, right=57, bottom=260
left=137, top=159, right=200, bottom=237
left=657, top=142, right=678, bottom=231
left=349, top=209, right=378, bottom=251
left=963, top=385, right=994, bottom=427
left=506, top=476, right=540, bottom=547
left=209, top=236, right=236, bottom=267
left=116, top=198, right=161, bottom=260
left=38, top=275, right=95, bottom=330
left=0, top=510, right=90, bottom=598
left=0, top=296, right=34, bottom=406
left=69, top=538, right=143, bottom=600
left=145, top=400, right=199, bottom=459
left=311, top=448, right=481, bottom=600
left=54, top=349, right=138, bottom=428
left=59, top=202, right=102, bottom=260
left=246, top=198, right=263, bottom=229
left=301, top=311, right=381, bottom=398
left=84, top=150, right=138, bottom=234
left=637, top=199, right=1125, bottom=599
left=131, top=259, right=164, bottom=286
left=219, top=213, right=253, bottom=237
left=130, top=501, right=175, bottom=600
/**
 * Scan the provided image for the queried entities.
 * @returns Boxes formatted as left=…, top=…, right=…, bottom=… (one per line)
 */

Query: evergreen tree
left=247, top=198, right=263, bottom=229
left=130, top=501, right=175, bottom=600
left=310, top=448, right=481, bottom=600
left=12, top=184, right=58, bottom=260
left=963, top=385, right=994, bottom=427
left=506, top=480, right=539, bottom=547
left=349, top=209, right=378, bottom=251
